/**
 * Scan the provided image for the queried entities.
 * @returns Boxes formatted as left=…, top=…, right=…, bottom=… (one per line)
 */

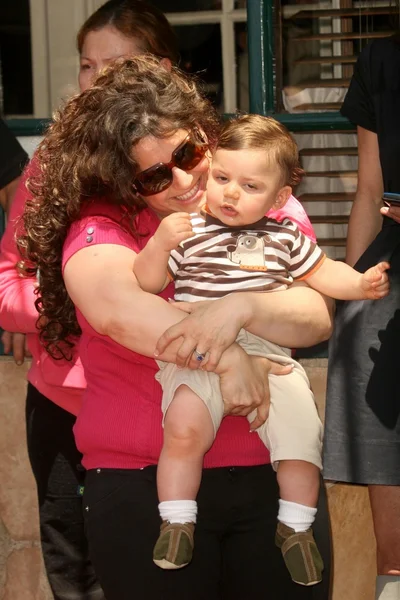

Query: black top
left=0, top=118, right=28, bottom=191
left=341, top=36, right=400, bottom=193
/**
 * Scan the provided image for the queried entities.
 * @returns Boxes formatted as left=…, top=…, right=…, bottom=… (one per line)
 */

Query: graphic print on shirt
left=226, top=231, right=271, bottom=272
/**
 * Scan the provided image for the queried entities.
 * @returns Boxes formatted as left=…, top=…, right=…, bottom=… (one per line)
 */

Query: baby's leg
left=158, top=384, right=214, bottom=504
left=154, top=384, right=215, bottom=570
left=277, top=459, right=320, bottom=530
left=254, top=354, right=324, bottom=586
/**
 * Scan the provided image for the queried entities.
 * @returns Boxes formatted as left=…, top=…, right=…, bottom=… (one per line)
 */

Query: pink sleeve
left=0, top=158, right=40, bottom=333
left=63, top=215, right=137, bottom=270
left=267, top=194, right=316, bottom=243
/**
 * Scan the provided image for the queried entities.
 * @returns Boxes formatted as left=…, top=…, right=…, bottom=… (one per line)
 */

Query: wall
left=0, top=357, right=376, bottom=599
left=0, top=358, right=52, bottom=599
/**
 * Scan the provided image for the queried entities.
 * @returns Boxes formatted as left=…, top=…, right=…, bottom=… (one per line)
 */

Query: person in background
left=324, top=35, right=400, bottom=600
left=0, top=117, right=27, bottom=215
left=18, top=55, right=333, bottom=600
left=0, top=117, right=29, bottom=364
left=0, top=2, right=178, bottom=599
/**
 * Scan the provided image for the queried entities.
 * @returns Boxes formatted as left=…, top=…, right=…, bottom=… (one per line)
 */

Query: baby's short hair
left=217, top=114, right=304, bottom=187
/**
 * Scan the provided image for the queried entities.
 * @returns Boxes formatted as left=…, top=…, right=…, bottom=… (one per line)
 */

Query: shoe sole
left=153, top=558, right=189, bottom=570
left=294, top=579, right=322, bottom=586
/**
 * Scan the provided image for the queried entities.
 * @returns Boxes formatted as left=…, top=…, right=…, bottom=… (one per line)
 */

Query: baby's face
left=206, top=148, right=288, bottom=226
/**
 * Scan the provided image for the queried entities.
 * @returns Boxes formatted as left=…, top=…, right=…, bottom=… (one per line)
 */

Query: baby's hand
left=153, top=213, right=194, bottom=252
left=361, top=261, right=390, bottom=299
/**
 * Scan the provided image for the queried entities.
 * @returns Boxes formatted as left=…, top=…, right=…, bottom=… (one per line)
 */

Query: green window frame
left=247, top=0, right=353, bottom=133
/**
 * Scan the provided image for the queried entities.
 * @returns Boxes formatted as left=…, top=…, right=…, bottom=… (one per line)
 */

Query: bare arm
left=133, top=235, right=170, bottom=293
left=133, top=212, right=193, bottom=293
left=346, top=126, right=384, bottom=267
left=64, top=244, right=188, bottom=361
left=156, top=283, right=334, bottom=371
left=241, top=283, right=333, bottom=347
left=305, top=256, right=390, bottom=301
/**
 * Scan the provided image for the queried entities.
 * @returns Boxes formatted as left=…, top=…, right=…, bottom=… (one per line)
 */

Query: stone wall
left=0, top=358, right=52, bottom=599
left=0, top=357, right=376, bottom=599
left=302, top=360, right=376, bottom=600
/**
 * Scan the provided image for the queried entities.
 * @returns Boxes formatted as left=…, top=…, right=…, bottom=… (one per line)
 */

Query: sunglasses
left=133, top=133, right=208, bottom=197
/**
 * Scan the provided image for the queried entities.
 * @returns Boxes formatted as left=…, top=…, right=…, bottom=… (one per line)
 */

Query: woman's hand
left=381, top=205, right=400, bottom=224
left=155, top=295, right=253, bottom=371
left=1, top=331, right=31, bottom=365
left=217, top=344, right=292, bottom=430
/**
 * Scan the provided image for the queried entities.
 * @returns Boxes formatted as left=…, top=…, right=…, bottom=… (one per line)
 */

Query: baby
left=133, top=115, right=389, bottom=585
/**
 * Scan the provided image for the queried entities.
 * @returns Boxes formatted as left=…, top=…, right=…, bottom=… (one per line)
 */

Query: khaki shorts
left=156, top=330, right=323, bottom=470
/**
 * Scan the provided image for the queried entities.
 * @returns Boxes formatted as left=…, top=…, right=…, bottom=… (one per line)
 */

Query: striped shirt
left=168, top=210, right=325, bottom=302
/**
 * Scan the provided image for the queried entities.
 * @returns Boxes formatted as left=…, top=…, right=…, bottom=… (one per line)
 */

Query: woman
left=0, top=2, right=178, bottom=598
left=19, top=55, right=333, bottom=600
left=324, top=36, right=400, bottom=600
left=0, top=4, right=318, bottom=598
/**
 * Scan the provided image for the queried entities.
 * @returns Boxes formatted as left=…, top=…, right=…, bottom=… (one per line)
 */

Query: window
left=0, top=0, right=33, bottom=116
left=160, top=0, right=248, bottom=113
left=1, top=0, right=249, bottom=118
left=277, top=0, right=397, bottom=113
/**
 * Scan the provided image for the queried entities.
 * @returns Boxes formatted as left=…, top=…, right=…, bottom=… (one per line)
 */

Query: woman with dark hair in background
left=0, top=2, right=178, bottom=598
left=324, top=35, right=400, bottom=600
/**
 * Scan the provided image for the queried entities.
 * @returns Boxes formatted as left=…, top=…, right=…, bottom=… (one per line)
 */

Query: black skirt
left=323, top=220, right=400, bottom=485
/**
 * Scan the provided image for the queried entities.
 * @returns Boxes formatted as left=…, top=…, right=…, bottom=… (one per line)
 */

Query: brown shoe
left=153, top=521, right=195, bottom=570
left=275, top=522, right=323, bottom=586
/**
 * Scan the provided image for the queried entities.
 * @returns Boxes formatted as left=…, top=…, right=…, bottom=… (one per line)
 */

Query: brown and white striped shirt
left=168, top=210, right=325, bottom=302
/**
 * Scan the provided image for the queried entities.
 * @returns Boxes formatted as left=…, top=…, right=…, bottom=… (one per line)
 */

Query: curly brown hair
left=18, top=55, right=220, bottom=360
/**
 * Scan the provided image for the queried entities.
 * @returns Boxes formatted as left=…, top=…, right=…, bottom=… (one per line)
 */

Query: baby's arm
left=306, top=257, right=390, bottom=300
left=133, top=212, right=193, bottom=293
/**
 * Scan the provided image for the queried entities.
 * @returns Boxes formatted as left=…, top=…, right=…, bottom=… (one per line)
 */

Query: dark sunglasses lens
left=136, top=165, right=172, bottom=196
left=175, top=140, right=206, bottom=170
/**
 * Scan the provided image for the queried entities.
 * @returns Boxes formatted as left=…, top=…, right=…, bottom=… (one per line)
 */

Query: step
left=295, top=31, right=394, bottom=42
left=291, top=7, right=397, bottom=19
left=299, top=192, right=355, bottom=202
left=295, top=55, right=358, bottom=65
left=293, top=102, right=343, bottom=111
left=300, top=78, right=351, bottom=88
left=309, top=215, right=349, bottom=224
left=300, top=147, right=358, bottom=157
left=305, top=170, right=357, bottom=177
left=318, top=238, right=347, bottom=246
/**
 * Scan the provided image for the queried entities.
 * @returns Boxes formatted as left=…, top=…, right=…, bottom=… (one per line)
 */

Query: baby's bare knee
left=164, top=423, right=207, bottom=456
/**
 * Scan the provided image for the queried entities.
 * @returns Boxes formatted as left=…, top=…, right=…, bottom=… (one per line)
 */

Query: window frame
left=247, top=0, right=353, bottom=131
left=7, top=0, right=353, bottom=134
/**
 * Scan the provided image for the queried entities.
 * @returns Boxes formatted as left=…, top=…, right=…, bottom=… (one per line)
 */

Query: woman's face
left=79, top=25, right=143, bottom=92
left=132, top=130, right=210, bottom=219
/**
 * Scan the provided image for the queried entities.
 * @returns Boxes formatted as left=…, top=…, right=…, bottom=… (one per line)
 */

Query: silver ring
left=193, top=349, right=206, bottom=362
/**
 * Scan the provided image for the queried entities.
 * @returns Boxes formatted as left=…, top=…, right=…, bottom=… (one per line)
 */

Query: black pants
left=26, top=383, right=105, bottom=600
left=83, top=465, right=332, bottom=600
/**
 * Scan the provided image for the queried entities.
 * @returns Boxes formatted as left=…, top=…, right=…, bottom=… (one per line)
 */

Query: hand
left=361, top=261, right=390, bottom=299
left=153, top=213, right=194, bottom=252
left=155, top=294, right=253, bottom=371
left=1, top=331, right=31, bottom=365
left=381, top=205, right=400, bottom=225
left=217, top=345, right=293, bottom=430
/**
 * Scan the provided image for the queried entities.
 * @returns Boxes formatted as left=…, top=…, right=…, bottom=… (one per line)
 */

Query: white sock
left=159, top=500, right=197, bottom=524
left=376, top=576, right=400, bottom=600
left=278, top=499, right=317, bottom=532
